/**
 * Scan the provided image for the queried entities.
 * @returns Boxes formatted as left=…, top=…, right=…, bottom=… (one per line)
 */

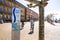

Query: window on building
left=0, top=0, right=4, bottom=4
left=8, top=15, right=10, bottom=19
left=7, top=2, right=10, bottom=6
left=0, top=0, right=2, bottom=3
left=12, top=3, right=14, bottom=7
left=4, top=14, right=6, bottom=18
left=0, top=0, right=3, bottom=3
left=4, top=8, right=7, bottom=13
left=5, top=1, right=11, bottom=7
left=21, top=10, right=23, bottom=13
left=0, top=6, right=3, bottom=11
left=7, top=8, right=11, bottom=13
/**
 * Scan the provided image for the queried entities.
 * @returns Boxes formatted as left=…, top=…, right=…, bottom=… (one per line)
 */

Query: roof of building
left=13, top=0, right=38, bottom=15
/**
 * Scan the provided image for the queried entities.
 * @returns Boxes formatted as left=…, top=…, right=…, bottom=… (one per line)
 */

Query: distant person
left=28, top=17, right=34, bottom=34
left=20, top=21, right=24, bottom=30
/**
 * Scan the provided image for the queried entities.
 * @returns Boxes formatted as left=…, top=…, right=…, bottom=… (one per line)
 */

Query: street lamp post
left=25, top=0, right=49, bottom=40
left=39, top=2, right=44, bottom=40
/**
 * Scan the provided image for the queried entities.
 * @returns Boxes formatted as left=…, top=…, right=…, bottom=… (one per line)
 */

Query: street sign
left=12, top=8, right=21, bottom=31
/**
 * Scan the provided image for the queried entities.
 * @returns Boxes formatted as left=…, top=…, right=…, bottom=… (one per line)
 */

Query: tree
left=45, top=14, right=55, bottom=25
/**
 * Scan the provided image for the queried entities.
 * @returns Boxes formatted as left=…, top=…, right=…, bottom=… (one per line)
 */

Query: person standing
left=28, top=17, right=34, bottom=34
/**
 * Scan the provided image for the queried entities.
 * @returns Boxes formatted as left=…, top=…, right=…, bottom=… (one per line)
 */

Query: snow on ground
left=45, top=21, right=60, bottom=40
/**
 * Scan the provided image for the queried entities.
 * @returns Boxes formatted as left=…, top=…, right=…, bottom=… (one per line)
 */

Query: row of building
left=0, top=0, right=38, bottom=22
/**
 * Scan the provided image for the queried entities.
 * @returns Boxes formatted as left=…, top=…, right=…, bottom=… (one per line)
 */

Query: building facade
left=0, top=0, right=38, bottom=22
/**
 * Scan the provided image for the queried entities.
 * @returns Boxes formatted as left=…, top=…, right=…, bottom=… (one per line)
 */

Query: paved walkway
left=0, top=21, right=60, bottom=40
left=0, top=23, right=11, bottom=40
left=20, top=21, right=39, bottom=40
left=0, top=21, right=39, bottom=40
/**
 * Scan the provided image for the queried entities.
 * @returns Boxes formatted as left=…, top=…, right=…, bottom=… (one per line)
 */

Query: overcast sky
left=16, top=0, right=60, bottom=17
